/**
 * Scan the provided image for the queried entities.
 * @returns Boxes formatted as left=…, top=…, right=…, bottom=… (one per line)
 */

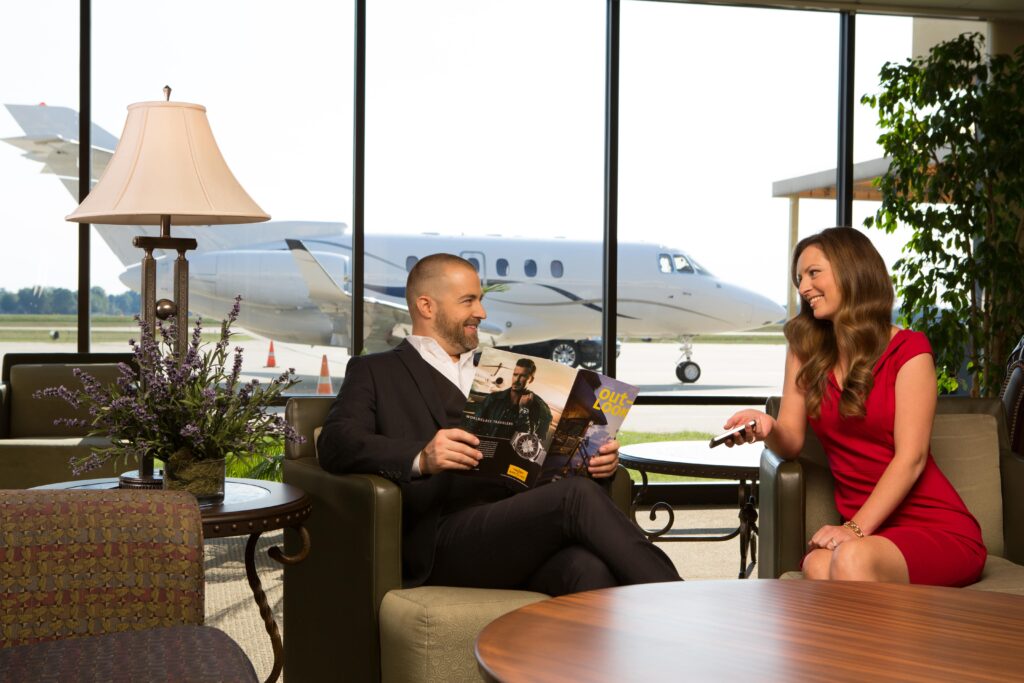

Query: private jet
left=3, top=103, right=784, bottom=382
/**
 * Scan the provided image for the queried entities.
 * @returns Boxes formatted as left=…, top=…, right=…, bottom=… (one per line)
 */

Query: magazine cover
left=461, top=347, right=638, bottom=489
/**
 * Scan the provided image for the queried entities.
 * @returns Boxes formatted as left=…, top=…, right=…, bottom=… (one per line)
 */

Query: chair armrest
left=0, top=383, right=9, bottom=437
left=283, top=459, right=403, bottom=683
left=757, top=448, right=806, bottom=578
left=1002, top=447, right=1024, bottom=565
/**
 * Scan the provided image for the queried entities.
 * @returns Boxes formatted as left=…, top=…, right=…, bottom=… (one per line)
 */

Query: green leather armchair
left=0, top=353, right=133, bottom=488
left=758, top=396, right=1024, bottom=594
left=282, top=395, right=633, bottom=683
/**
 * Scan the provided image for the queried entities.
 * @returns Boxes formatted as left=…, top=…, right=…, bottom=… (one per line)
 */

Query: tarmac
left=0, top=337, right=786, bottom=435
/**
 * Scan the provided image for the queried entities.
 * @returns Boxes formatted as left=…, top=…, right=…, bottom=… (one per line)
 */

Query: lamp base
left=119, top=469, right=163, bottom=490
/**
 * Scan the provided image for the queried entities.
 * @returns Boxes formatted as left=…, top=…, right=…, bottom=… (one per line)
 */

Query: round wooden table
left=35, top=477, right=311, bottom=683
left=476, top=579, right=1024, bottom=682
left=619, top=440, right=761, bottom=578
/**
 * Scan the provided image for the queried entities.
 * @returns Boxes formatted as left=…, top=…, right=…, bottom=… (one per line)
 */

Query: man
left=473, top=358, right=552, bottom=442
left=317, top=253, right=680, bottom=595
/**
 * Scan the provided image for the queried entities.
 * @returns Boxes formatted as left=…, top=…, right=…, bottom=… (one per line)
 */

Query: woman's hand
left=808, top=523, right=859, bottom=551
left=720, top=409, right=773, bottom=446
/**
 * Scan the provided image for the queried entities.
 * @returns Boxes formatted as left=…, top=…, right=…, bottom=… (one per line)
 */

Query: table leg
left=737, top=481, right=759, bottom=579
left=244, top=525, right=311, bottom=683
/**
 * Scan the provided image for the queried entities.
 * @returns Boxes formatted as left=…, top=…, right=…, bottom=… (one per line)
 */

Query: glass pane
left=617, top=2, right=837, bottom=408
left=91, top=0, right=354, bottom=394
left=852, top=16, right=986, bottom=284
left=0, top=4, right=79, bottom=360
left=367, top=0, right=605, bottom=370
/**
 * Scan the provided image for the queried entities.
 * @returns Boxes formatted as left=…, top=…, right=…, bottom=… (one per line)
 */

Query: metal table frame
left=619, top=441, right=759, bottom=579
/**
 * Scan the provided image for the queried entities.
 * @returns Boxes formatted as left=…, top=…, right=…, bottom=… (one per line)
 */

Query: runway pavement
left=0, top=338, right=786, bottom=434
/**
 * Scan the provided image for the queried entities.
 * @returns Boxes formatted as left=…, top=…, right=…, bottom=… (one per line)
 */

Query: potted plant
left=38, top=296, right=303, bottom=504
left=862, top=32, right=1024, bottom=396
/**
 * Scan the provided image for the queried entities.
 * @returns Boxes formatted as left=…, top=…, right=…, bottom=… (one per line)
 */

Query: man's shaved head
left=406, top=253, right=477, bottom=310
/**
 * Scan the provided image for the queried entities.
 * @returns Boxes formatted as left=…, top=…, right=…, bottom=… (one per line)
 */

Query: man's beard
left=436, top=308, right=479, bottom=354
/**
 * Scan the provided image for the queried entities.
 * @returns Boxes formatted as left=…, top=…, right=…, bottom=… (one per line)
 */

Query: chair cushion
left=9, top=363, right=124, bottom=438
left=964, top=556, right=1024, bottom=596
left=930, top=413, right=1004, bottom=557
left=379, top=585, right=548, bottom=683
left=0, top=624, right=257, bottom=683
left=779, top=556, right=1024, bottom=595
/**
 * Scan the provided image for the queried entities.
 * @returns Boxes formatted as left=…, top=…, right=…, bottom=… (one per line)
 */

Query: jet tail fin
left=5, top=103, right=348, bottom=266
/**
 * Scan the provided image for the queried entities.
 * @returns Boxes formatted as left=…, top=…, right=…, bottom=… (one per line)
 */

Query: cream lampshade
left=65, top=89, right=270, bottom=488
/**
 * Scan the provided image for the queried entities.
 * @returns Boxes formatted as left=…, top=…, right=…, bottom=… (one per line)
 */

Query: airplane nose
left=754, top=297, right=786, bottom=326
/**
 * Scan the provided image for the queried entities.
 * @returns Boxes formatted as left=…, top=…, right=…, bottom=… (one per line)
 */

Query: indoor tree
left=863, top=32, right=1024, bottom=397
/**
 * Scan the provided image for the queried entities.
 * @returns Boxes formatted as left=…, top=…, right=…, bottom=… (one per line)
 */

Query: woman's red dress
left=808, top=329, right=986, bottom=586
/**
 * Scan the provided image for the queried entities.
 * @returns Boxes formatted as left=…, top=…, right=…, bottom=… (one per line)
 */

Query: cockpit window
left=658, top=254, right=672, bottom=273
left=673, top=255, right=694, bottom=274
left=688, top=255, right=713, bottom=276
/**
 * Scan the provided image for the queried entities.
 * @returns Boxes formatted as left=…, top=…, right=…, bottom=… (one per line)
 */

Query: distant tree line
left=0, top=287, right=140, bottom=316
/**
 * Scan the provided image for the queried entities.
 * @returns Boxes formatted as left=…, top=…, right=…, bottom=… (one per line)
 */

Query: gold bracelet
left=843, top=520, right=864, bottom=538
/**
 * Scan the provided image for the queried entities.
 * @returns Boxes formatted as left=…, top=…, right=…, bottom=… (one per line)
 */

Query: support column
left=787, top=197, right=799, bottom=320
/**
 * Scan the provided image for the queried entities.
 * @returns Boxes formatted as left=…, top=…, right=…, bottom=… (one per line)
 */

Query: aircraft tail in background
left=3, top=103, right=345, bottom=265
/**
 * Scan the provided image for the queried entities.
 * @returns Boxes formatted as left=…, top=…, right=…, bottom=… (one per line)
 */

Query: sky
left=0, top=0, right=968, bottom=305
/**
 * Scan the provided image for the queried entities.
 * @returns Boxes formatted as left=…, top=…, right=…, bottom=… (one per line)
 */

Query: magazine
left=460, top=347, right=639, bottom=489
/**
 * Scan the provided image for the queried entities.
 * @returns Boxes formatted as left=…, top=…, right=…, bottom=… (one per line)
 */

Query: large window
left=0, top=4, right=80, bottom=352
left=616, top=2, right=839, bottom=426
left=366, top=0, right=606, bottom=363
left=88, top=0, right=354, bottom=392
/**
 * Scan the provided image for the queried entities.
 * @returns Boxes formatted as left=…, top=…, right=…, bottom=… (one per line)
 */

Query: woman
left=724, top=227, right=985, bottom=585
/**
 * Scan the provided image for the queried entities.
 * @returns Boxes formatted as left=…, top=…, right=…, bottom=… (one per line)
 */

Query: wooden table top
left=619, top=440, right=761, bottom=479
left=476, top=579, right=1024, bottom=682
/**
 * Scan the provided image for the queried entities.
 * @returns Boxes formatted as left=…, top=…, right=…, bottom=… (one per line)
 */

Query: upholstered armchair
left=282, top=395, right=633, bottom=683
left=0, top=488, right=257, bottom=681
left=758, top=396, right=1024, bottom=594
left=1002, top=349, right=1023, bottom=456
left=0, top=353, right=133, bottom=488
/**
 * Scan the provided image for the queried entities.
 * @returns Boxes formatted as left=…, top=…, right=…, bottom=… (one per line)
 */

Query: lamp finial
left=163, top=85, right=171, bottom=101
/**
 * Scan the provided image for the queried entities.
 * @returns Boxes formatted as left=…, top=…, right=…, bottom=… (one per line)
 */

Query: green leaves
left=864, top=32, right=1024, bottom=396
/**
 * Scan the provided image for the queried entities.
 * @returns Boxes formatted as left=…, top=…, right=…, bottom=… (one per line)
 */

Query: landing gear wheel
left=550, top=341, right=579, bottom=367
left=675, top=361, right=701, bottom=383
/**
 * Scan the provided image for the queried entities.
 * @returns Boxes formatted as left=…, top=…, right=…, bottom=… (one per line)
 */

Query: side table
left=35, top=477, right=311, bottom=683
left=619, top=440, right=759, bottom=578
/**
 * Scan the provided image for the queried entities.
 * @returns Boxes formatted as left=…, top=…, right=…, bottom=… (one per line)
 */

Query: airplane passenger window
left=406, top=256, right=418, bottom=272
left=524, top=259, right=537, bottom=277
left=496, top=258, right=509, bottom=276
left=550, top=260, right=564, bottom=278
left=658, top=254, right=672, bottom=273
left=467, top=257, right=481, bottom=272
left=673, top=255, right=694, bottom=273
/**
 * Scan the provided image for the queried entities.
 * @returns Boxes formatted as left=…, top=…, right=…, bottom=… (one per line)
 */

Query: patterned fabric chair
left=0, top=488, right=257, bottom=682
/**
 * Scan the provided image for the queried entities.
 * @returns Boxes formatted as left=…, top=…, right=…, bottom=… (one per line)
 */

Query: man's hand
left=587, top=439, right=620, bottom=479
left=517, top=391, right=533, bottom=407
left=421, top=428, right=482, bottom=475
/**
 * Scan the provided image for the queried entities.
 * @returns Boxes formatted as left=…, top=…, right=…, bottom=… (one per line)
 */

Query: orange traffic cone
left=316, top=354, right=333, bottom=395
left=264, top=341, right=277, bottom=368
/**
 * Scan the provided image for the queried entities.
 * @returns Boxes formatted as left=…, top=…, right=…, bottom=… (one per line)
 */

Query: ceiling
left=656, top=0, right=1024, bottom=22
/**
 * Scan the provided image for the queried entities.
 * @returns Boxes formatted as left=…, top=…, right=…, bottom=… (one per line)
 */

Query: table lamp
left=65, top=87, right=270, bottom=487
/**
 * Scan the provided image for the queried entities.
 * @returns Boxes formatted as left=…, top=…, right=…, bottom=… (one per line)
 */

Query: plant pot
left=163, top=449, right=226, bottom=506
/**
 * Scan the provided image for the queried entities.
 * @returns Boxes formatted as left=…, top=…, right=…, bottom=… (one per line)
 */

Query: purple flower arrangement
left=36, top=296, right=303, bottom=476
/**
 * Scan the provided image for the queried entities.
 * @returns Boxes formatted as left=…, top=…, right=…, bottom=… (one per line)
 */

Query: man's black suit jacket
left=317, top=339, right=510, bottom=587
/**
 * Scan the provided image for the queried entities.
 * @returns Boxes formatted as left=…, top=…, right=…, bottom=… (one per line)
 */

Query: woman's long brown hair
left=783, top=227, right=894, bottom=419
